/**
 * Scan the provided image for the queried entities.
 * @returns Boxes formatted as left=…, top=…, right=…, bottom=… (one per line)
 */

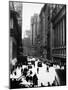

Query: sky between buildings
left=22, top=2, right=44, bottom=39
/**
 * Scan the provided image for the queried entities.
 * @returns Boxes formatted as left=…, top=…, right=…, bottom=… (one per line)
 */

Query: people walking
left=33, top=73, right=38, bottom=87
left=37, top=68, right=39, bottom=74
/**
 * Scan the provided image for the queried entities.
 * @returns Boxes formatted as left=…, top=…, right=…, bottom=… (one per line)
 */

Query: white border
left=0, top=0, right=68, bottom=90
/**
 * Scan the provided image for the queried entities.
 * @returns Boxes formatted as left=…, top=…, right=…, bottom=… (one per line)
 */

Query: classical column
left=62, top=18, right=65, bottom=46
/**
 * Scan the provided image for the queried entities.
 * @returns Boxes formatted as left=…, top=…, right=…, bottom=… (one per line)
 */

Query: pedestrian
left=23, top=68, right=28, bottom=77
left=48, top=82, right=50, bottom=86
left=26, top=76, right=29, bottom=82
left=52, top=80, right=56, bottom=86
left=33, top=74, right=38, bottom=87
left=47, top=66, right=49, bottom=72
left=41, top=83, right=44, bottom=87
left=21, top=68, right=23, bottom=75
left=34, top=62, right=35, bottom=67
left=29, top=76, right=33, bottom=83
left=14, top=71, right=16, bottom=76
left=37, top=68, right=39, bottom=74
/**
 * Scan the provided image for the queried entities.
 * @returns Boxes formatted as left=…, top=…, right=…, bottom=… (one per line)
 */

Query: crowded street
left=10, top=56, right=66, bottom=88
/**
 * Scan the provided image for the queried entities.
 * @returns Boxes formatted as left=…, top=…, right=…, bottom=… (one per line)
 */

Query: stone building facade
left=51, top=5, right=66, bottom=65
left=9, top=2, right=23, bottom=70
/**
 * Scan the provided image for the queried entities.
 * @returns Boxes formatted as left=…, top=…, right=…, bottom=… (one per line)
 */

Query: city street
left=9, top=2, right=66, bottom=89
left=10, top=56, right=65, bottom=88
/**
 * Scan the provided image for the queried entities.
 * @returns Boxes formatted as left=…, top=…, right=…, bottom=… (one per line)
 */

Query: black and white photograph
left=9, top=1, right=66, bottom=89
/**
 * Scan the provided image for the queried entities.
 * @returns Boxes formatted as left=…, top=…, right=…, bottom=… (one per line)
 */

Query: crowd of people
left=10, top=56, right=61, bottom=88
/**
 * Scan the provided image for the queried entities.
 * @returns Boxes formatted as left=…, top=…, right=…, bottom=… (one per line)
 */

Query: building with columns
left=37, top=4, right=66, bottom=65
left=51, top=5, right=66, bottom=65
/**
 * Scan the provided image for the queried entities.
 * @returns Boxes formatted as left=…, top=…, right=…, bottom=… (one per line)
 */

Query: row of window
left=52, top=48, right=66, bottom=55
left=54, top=16, right=66, bottom=48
